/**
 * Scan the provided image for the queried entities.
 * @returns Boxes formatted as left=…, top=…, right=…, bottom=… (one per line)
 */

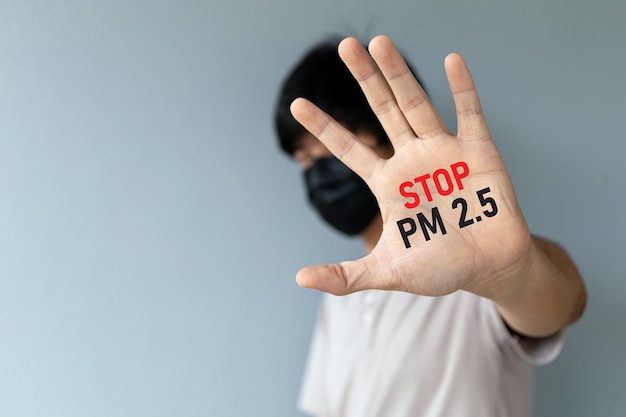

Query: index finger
left=290, top=98, right=380, bottom=181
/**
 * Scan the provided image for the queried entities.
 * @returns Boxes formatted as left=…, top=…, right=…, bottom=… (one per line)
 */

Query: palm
left=290, top=36, right=531, bottom=296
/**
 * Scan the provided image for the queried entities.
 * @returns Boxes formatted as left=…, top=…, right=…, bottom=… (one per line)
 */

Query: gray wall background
left=0, top=0, right=623, bottom=416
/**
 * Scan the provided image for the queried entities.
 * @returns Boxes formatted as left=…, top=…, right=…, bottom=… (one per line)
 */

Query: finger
left=290, top=97, right=380, bottom=180
left=444, top=53, right=490, bottom=139
left=338, top=37, right=416, bottom=147
left=368, top=35, right=448, bottom=139
left=296, top=259, right=376, bottom=295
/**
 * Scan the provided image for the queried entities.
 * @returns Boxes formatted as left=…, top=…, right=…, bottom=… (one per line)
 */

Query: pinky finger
left=444, top=53, right=491, bottom=140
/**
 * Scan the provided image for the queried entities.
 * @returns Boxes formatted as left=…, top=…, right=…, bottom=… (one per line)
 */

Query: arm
left=290, top=35, right=586, bottom=336
left=484, top=235, right=586, bottom=337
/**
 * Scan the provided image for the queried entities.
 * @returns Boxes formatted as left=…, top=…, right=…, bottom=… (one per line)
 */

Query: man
left=274, top=35, right=586, bottom=417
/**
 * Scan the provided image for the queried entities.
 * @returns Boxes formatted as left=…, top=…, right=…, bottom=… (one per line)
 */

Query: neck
left=360, top=214, right=383, bottom=254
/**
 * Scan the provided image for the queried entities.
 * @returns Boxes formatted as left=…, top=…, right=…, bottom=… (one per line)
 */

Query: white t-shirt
left=298, top=290, right=563, bottom=417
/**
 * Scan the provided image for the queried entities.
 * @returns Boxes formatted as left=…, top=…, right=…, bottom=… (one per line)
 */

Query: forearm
left=477, top=236, right=587, bottom=337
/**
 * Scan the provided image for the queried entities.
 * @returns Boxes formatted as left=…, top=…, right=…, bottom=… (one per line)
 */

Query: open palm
left=290, top=36, right=533, bottom=297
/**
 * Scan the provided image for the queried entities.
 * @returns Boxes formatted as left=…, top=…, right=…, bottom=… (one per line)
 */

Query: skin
left=290, top=35, right=586, bottom=338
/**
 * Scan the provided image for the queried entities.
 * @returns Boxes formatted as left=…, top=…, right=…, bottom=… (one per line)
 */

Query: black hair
left=275, top=38, right=423, bottom=156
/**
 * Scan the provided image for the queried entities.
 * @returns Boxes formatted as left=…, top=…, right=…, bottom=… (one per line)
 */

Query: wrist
left=464, top=232, right=538, bottom=305
left=470, top=236, right=580, bottom=338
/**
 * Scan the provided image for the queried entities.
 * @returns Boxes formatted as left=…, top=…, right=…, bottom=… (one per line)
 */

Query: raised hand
left=290, top=35, right=534, bottom=299
left=290, top=35, right=586, bottom=338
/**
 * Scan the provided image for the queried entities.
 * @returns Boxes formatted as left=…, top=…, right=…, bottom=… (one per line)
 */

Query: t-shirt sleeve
left=482, top=297, right=565, bottom=365
left=298, top=297, right=328, bottom=416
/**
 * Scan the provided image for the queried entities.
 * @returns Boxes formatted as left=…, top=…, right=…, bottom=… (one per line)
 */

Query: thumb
left=295, top=259, right=373, bottom=295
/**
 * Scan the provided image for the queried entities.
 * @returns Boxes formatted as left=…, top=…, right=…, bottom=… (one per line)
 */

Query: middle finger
left=338, top=37, right=416, bottom=148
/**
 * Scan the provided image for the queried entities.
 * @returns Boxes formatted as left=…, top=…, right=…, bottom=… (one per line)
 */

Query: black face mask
left=304, top=156, right=379, bottom=236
